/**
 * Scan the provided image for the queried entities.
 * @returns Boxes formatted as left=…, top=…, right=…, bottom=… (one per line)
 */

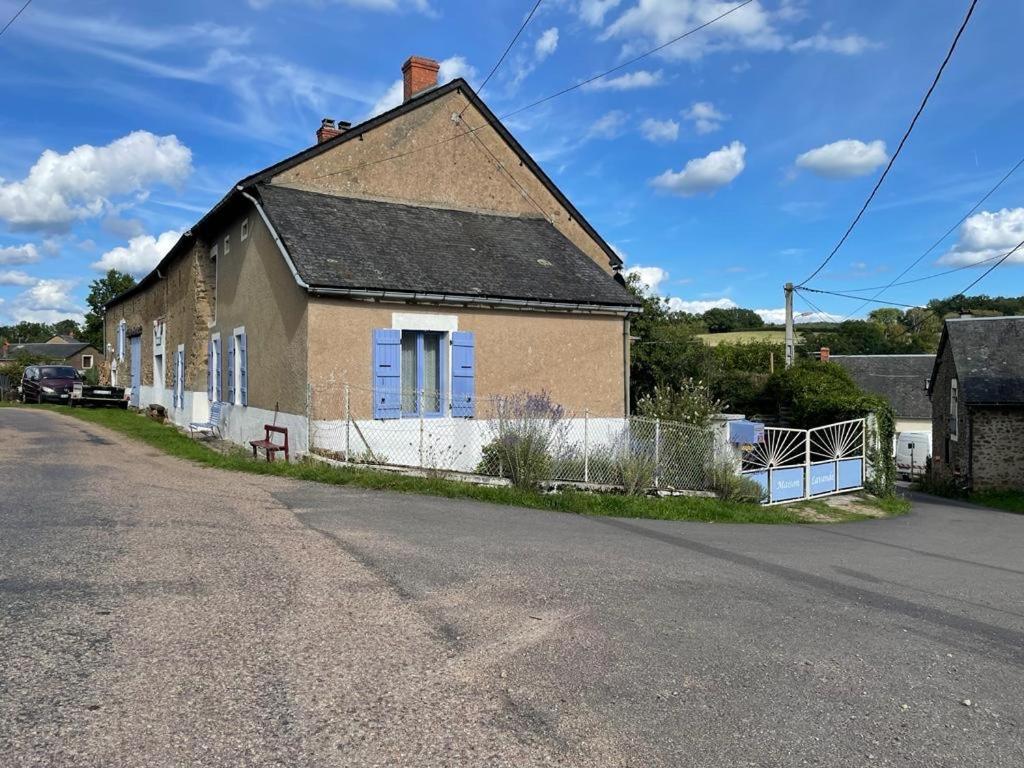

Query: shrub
left=709, top=461, right=766, bottom=504
left=636, top=379, right=724, bottom=428
left=481, top=391, right=566, bottom=491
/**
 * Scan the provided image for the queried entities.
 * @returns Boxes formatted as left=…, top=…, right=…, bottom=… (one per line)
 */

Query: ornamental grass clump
left=483, top=391, right=566, bottom=491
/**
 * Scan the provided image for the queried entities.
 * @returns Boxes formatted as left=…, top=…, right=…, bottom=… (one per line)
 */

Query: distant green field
left=697, top=330, right=794, bottom=346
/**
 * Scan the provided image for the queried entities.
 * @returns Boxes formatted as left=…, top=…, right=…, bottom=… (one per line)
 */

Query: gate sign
left=809, top=461, right=837, bottom=495
left=772, top=467, right=806, bottom=502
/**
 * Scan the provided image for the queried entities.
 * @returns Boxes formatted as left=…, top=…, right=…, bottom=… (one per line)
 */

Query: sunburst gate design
left=741, top=419, right=866, bottom=505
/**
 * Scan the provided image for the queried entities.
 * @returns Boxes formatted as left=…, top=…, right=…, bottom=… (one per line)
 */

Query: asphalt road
left=2, top=408, right=1022, bottom=767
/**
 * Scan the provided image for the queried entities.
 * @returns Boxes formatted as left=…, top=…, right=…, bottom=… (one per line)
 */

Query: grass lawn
left=966, top=490, right=1024, bottom=515
left=4, top=402, right=906, bottom=524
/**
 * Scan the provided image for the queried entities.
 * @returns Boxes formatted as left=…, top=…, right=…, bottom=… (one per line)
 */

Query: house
left=831, top=354, right=934, bottom=436
left=102, top=56, right=639, bottom=453
left=0, top=339, right=100, bottom=371
left=927, top=315, right=1024, bottom=491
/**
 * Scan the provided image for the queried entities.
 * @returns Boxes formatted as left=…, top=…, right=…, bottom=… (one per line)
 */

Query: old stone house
left=831, top=354, right=934, bottom=437
left=927, top=315, right=1024, bottom=491
left=0, top=339, right=100, bottom=371
left=103, top=56, right=639, bottom=452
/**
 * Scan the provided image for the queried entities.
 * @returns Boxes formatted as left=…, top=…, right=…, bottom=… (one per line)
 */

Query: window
left=400, top=331, right=444, bottom=416
left=240, top=218, right=249, bottom=242
left=117, top=320, right=126, bottom=361
left=228, top=327, right=248, bottom=406
left=173, top=345, right=185, bottom=409
left=81, top=355, right=94, bottom=369
left=223, top=235, right=231, bottom=255
left=949, top=378, right=959, bottom=441
left=153, top=320, right=166, bottom=392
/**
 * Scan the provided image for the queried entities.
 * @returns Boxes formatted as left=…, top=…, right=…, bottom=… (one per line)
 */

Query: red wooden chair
left=250, top=424, right=289, bottom=463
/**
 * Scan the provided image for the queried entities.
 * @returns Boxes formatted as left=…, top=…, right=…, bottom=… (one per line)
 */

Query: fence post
left=654, top=418, right=661, bottom=489
left=583, top=409, right=590, bottom=484
left=418, top=389, right=425, bottom=469
left=344, top=384, right=351, bottom=463
left=804, top=427, right=811, bottom=499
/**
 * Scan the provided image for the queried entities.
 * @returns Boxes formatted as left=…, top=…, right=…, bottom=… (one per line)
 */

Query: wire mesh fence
left=308, top=383, right=719, bottom=492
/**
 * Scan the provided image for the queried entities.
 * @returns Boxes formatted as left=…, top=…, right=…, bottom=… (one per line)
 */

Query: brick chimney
left=819, top=347, right=830, bottom=362
left=402, top=56, right=440, bottom=102
left=316, top=118, right=351, bottom=144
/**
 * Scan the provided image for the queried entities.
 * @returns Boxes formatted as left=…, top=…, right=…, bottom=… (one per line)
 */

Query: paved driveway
left=2, top=408, right=1022, bottom=767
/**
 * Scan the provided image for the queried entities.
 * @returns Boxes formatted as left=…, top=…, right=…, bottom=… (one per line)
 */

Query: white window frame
left=210, top=243, right=219, bottom=260
left=175, top=343, right=185, bottom=408
left=153, top=319, right=166, bottom=392
left=118, top=319, right=126, bottom=361
left=240, top=218, right=249, bottom=242
left=211, top=331, right=221, bottom=401
left=949, top=378, right=959, bottom=441
left=223, top=235, right=231, bottom=256
left=232, top=326, right=245, bottom=406
left=81, top=355, right=94, bottom=370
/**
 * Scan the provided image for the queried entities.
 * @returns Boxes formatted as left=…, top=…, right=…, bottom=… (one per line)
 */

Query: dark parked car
left=20, top=365, right=79, bottom=404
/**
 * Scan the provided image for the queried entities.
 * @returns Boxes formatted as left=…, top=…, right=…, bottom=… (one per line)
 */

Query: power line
left=458, top=0, right=545, bottom=118
left=838, top=153, right=1024, bottom=317
left=957, top=237, right=1024, bottom=295
left=835, top=251, right=1007, bottom=293
left=797, top=0, right=980, bottom=287
left=798, top=287, right=921, bottom=309
left=311, top=0, right=755, bottom=183
left=0, top=0, right=33, bottom=39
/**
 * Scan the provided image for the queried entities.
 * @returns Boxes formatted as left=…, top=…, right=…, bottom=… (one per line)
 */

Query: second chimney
left=316, top=118, right=351, bottom=144
left=402, top=56, right=440, bottom=102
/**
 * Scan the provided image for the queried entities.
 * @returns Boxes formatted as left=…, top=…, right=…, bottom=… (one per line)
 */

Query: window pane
left=423, top=333, right=441, bottom=413
left=401, top=333, right=417, bottom=413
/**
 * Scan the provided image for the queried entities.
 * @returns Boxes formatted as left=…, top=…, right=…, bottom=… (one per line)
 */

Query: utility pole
left=784, top=282, right=795, bottom=368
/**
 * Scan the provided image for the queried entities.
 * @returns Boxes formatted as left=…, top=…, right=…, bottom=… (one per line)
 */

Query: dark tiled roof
left=942, top=316, right=1024, bottom=404
left=257, top=184, right=638, bottom=308
left=832, top=355, right=934, bottom=418
left=1, top=342, right=91, bottom=360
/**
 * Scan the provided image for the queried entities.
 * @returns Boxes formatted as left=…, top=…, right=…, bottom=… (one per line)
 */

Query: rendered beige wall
left=273, top=88, right=617, bottom=276
left=210, top=212, right=309, bottom=414
left=307, top=298, right=627, bottom=420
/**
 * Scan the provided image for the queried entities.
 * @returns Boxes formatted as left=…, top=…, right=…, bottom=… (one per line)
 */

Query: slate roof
left=0, top=342, right=93, bottom=361
left=938, top=316, right=1024, bottom=404
left=831, top=355, right=934, bottom=419
left=256, top=184, right=638, bottom=308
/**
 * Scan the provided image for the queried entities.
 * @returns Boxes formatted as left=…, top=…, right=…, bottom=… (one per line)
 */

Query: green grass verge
left=966, top=490, right=1024, bottom=515
left=9, top=403, right=892, bottom=524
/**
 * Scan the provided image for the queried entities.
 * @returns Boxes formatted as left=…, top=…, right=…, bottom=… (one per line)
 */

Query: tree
left=702, top=307, right=764, bottom=333
left=0, top=321, right=53, bottom=344
left=82, top=270, right=136, bottom=350
left=51, top=318, right=83, bottom=339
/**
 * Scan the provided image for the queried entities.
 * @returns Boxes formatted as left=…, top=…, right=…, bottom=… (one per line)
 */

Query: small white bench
left=189, top=401, right=226, bottom=439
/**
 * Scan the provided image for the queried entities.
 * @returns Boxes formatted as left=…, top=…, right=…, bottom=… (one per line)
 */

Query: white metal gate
left=741, top=418, right=866, bottom=505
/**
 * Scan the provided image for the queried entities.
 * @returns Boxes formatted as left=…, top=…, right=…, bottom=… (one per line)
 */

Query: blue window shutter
left=227, top=337, right=236, bottom=405
left=178, top=349, right=185, bottom=408
left=373, top=328, right=401, bottom=419
left=173, top=352, right=180, bottom=408
left=239, top=332, right=248, bottom=406
left=450, top=331, right=475, bottom=418
left=207, top=340, right=213, bottom=401
left=214, top=338, right=223, bottom=402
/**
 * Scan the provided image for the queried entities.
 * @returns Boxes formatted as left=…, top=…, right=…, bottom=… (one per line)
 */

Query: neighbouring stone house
left=0, top=339, right=100, bottom=371
left=103, top=56, right=639, bottom=454
left=927, top=315, right=1024, bottom=491
left=831, top=353, right=934, bottom=437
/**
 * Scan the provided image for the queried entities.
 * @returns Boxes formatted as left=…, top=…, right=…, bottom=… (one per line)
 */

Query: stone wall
left=929, top=341, right=969, bottom=483
left=970, top=408, right=1024, bottom=490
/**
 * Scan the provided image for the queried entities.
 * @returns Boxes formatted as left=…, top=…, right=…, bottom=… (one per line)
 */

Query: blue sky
left=1, top=0, right=1022, bottom=326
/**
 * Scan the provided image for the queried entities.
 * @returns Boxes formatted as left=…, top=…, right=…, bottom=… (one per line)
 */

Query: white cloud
left=602, top=0, right=786, bottom=60
left=666, top=296, right=737, bottom=314
left=0, top=243, right=41, bottom=265
left=579, top=0, right=623, bottom=26
left=795, top=139, right=888, bottom=179
left=7, top=279, right=83, bottom=323
left=938, top=208, right=1024, bottom=267
left=0, top=132, right=192, bottom=232
left=587, top=110, right=629, bottom=140
left=91, top=230, right=183, bottom=276
left=683, top=101, right=727, bottom=134
left=582, top=69, right=662, bottom=91
left=650, top=141, right=746, bottom=196
left=535, top=27, right=559, bottom=60
left=790, top=32, right=876, bottom=55
left=625, top=265, right=669, bottom=294
left=640, top=117, right=679, bottom=143
left=367, top=55, right=476, bottom=117
left=755, top=307, right=842, bottom=324
left=0, top=270, right=38, bottom=286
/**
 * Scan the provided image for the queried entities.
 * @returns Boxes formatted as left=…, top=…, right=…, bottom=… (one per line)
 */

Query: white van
left=895, top=431, right=931, bottom=479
